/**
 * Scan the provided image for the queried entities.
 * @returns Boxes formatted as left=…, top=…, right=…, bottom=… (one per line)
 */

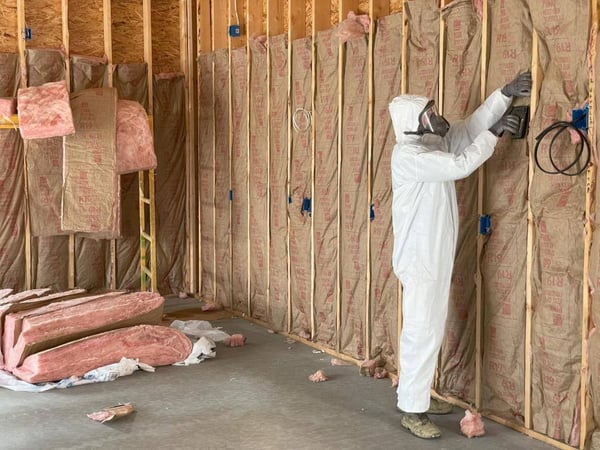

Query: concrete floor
left=0, top=298, right=555, bottom=450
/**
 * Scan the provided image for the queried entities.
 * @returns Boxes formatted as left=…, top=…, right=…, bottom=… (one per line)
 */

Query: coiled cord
left=292, top=108, right=312, bottom=133
left=534, top=121, right=590, bottom=176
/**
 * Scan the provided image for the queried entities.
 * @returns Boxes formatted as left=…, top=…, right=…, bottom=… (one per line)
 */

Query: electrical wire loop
left=292, top=108, right=312, bottom=133
left=534, top=120, right=590, bottom=176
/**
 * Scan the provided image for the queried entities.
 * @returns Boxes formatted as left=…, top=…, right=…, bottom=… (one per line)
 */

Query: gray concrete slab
left=0, top=308, right=555, bottom=450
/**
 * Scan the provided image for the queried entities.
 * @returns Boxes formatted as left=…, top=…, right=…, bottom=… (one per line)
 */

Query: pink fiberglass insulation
left=4, top=291, right=164, bottom=371
left=1, top=290, right=120, bottom=369
left=13, top=324, right=192, bottom=383
left=0, top=289, right=13, bottom=300
left=0, top=289, right=88, bottom=367
left=0, top=98, right=16, bottom=117
left=116, top=99, right=156, bottom=174
left=17, top=81, right=75, bottom=140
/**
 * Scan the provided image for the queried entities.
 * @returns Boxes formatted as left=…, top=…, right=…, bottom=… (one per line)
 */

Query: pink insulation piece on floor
left=116, top=99, right=156, bottom=174
left=4, top=291, right=164, bottom=371
left=17, top=81, right=75, bottom=139
left=13, top=324, right=192, bottom=384
left=0, top=98, right=16, bottom=117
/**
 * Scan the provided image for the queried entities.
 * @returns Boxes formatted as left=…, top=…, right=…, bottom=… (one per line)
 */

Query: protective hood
left=389, top=94, right=430, bottom=142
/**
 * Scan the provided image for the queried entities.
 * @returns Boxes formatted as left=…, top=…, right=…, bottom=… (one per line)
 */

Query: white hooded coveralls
left=389, top=89, right=511, bottom=413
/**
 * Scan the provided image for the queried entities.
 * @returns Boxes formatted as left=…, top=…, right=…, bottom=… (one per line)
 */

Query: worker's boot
left=397, top=397, right=453, bottom=415
left=426, top=397, right=453, bottom=415
left=400, top=412, right=441, bottom=439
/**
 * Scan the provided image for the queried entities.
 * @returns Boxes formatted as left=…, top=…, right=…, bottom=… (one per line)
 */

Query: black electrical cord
left=534, top=120, right=590, bottom=176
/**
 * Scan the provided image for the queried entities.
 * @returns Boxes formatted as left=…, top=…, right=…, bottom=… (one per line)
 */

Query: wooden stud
left=266, top=0, right=275, bottom=324
left=287, top=0, right=306, bottom=333
left=580, top=2, right=597, bottom=447
left=143, top=0, right=153, bottom=111
left=365, top=0, right=387, bottom=362
left=142, top=0, right=157, bottom=292
left=397, top=0, right=408, bottom=388
left=474, top=0, right=489, bottom=410
left=336, top=1, right=344, bottom=353
left=181, top=0, right=198, bottom=294
left=401, top=9, right=408, bottom=95
left=17, top=0, right=31, bottom=290
left=103, top=0, right=118, bottom=291
left=247, top=0, right=263, bottom=317
left=310, top=1, right=324, bottom=340
left=199, top=0, right=212, bottom=53
left=524, top=31, right=540, bottom=431
left=62, top=0, right=70, bottom=88
left=60, top=0, right=76, bottom=290
left=438, top=0, right=446, bottom=114
left=227, top=0, right=235, bottom=309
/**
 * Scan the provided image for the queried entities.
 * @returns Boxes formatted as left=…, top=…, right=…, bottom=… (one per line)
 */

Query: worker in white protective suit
left=389, top=71, right=531, bottom=439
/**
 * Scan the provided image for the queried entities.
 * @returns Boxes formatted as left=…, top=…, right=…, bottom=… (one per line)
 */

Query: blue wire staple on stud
left=370, top=204, right=375, bottom=222
left=479, top=215, right=491, bottom=235
left=301, top=198, right=311, bottom=216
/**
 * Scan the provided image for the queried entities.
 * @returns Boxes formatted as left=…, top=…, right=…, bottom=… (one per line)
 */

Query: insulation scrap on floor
left=12, top=324, right=192, bottom=384
left=4, top=291, right=164, bottom=371
left=460, top=410, right=486, bottom=438
left=308, top=369, right=328, bottom=383
left=17, top=81, right=75, bottom=139
left=87, top=403, right=135, bottom=423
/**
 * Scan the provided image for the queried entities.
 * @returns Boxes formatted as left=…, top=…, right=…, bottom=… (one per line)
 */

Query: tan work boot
left=397, top=397, right=453, bottom=415
left=427, top=397, right=453, bottom=415
left=400, top=413, right=441, bottom=439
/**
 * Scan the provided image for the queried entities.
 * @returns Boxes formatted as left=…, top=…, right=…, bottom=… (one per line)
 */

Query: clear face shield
left=404, top=100, right=450, bottom=137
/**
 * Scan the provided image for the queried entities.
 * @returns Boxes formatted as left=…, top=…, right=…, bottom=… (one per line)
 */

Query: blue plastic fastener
left=288, top=196, right=292, bottom=204
left=479, top=215, right=491, bottom=235
left=229, top=190, right=233, bottom=201
left=301, top=198, right=312, bottom=215
left=228, top=24, right=241, bottom=37
left=571, top=103, right=589, bottom=133
left=370, top=204, right=375, bottom=222
left=24, top=27, right=32, bottom=41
